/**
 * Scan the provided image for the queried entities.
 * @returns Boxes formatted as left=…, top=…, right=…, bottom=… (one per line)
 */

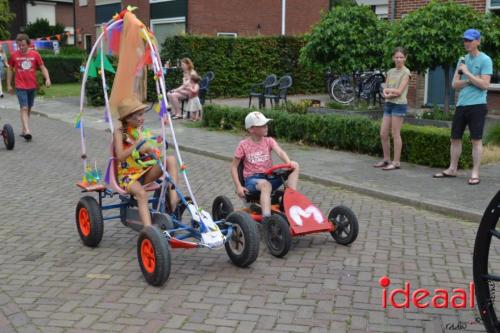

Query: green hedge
left=202, top=104, right=473, bottom=168
left=43, top=54, right=83, bottom=84
left=160, top=36, right=324, bottom=97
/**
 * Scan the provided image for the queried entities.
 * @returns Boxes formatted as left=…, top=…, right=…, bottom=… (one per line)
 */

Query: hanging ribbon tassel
left=74, top=111, right=83, bottom=128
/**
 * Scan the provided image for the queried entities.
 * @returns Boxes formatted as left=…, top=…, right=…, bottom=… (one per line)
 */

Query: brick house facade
left=8, top=0, right=74, bottom=42
left=75, top=0, right=329, bottom=51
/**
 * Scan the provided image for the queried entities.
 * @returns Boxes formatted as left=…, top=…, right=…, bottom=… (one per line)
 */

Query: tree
left=386, top=1, right=490, bottom=112
left=300, top=5, right=386, bottom=74
left=24, top=18, right=66, bottom=42
left=0, top=0, right=15, bottom=40
left=329, top=0, right=357, bottom=8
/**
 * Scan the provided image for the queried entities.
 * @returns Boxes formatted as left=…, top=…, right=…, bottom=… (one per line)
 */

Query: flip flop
left=373, top=160, right=390, bottom=168
left=468, top=177, right=480, bottom=185
left=382, top=163, right=400, bottom=171
left=433, top=171, right=456, bottom=178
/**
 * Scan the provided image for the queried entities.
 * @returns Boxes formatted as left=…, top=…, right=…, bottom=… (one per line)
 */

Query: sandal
left=382, top=163, right=400, bottom=171
left=433, top=171, right=457, bottom=178
left=468, top=177, right=480, bottom=185
left=373, top=160, right=390, bottom=168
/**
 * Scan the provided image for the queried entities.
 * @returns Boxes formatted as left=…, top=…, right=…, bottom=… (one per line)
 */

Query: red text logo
left=379, top=276, right=475, bottom=309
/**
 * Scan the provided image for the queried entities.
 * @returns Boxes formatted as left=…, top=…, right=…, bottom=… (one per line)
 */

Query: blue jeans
left=384, top=102, right=407, bottom=117
left=16, top=89, right=36, bottom=108
left=244, top=174, right=284, bottom=193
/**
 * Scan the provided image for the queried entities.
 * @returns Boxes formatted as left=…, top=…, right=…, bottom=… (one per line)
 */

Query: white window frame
left=95, top=0, right=121, bottom=5
left=217, top=32, right=238, bottom=38
left=487, top=0, right=500, bottom=10
left=150, top=0, right=176, bottom=3
left=150, top=17, right=186, bottom=31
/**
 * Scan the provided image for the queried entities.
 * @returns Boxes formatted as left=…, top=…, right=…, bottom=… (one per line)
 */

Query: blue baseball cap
left=463, top=29, right=481, bottom=41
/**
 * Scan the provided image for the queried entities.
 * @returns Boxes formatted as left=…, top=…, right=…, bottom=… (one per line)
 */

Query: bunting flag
left=74, top=111, right=83, bottom=129
left=94, top=51, right=116, bottom=73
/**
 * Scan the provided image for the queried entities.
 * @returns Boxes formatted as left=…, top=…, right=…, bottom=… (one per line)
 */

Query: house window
left=150, top=17, right=186, bottom=50
left=217, top=32, right=238, bottom=38
left=95, top=2, right=122, bottom=24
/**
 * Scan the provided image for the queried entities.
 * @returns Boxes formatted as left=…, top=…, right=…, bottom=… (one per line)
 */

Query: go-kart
left=74, top=9, right=259, bottom=286
left=76, top=154, right=259, bottom=286
left=1, top=122, right=14, bottom=150
left=213, top=163, right=359, bottom=257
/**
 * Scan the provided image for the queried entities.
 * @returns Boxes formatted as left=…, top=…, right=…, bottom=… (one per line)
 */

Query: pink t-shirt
left=235, top=137, right=277, bottom=179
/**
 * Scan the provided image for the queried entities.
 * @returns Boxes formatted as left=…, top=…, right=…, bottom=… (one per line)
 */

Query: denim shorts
left=16, top=89, right=36, bottom=108
left=244, top=174, right=284, bottom=193
left=383, top=102, right=407, bottom=117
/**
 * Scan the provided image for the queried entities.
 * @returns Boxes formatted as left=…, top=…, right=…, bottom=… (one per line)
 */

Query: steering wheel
left=264, top=163, right=295, bottom=178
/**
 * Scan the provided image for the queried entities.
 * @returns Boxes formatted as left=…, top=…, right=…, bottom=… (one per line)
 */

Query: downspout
left=390, top=0, right=396, bottom=21
left=281, top=0, right=286, bottom=35
left=73, top=0, right=76, bottom=45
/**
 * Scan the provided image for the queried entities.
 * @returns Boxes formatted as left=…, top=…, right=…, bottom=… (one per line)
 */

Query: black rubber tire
left=3, top=124, right=15, bottom=150
left=225, top=211, right=259, bottom=267
left=137, top=226, right=171, bottom=286
left=329, top=205, right=359, bottom=245
left=330, top=78, right=355, bottom=104
left=473, top=190, right=500, bottom=333
left=263, top=214, right=291, bottom=258
left=212, top=195, right=234, bottom=221
left=75, top=196, right=104, bottom=247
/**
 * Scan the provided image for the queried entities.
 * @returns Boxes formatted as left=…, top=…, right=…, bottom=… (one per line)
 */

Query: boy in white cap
left=230, top=111, right=299, bottom=218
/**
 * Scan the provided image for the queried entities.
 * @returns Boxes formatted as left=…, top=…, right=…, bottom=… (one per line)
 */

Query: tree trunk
left=443, top=66, right=450, bottom=113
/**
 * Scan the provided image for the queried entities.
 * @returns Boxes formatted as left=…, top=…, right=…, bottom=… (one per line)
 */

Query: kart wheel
left=329, top=206, right=358, bottom=245
left=473, top=190, right=500, bottom=333
left=264, top=214, right=291, bottom=258
left=75, top=196, right=104, bottom=247
left=2, top=124, right=15, bottom=150
left=225, top=211, right=259, bottom=267
left=137, top=226, right=170, bottom=286
left=212, top=196, right=234, bottom=221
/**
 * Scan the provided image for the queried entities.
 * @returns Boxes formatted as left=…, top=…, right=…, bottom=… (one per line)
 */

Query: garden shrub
left=43, top=54, right=83, bottom=83
left=161, top=36, right=324, bottom=98
left=485, top=123, right=500, bottom=146
left=202, top=104, right=472, bottom=168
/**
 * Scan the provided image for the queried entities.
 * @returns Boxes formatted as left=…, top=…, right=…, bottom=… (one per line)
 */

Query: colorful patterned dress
left=117, top=127, right=160, bottom=190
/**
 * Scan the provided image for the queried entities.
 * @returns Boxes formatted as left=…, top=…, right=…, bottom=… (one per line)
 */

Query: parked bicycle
left=329, top=70, right=385, bottom=106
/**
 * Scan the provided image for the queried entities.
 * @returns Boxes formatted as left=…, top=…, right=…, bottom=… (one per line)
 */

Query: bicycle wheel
left=473, top=190, right=500, bottom=333
left=330, top=78, right=355, bottom=104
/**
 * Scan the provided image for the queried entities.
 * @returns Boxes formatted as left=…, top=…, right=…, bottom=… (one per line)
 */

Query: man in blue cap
left=433, top=28, right=492, bottom=185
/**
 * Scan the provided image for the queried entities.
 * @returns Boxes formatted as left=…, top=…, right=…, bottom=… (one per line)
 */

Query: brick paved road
left=0, top=108, right=496, bottom=333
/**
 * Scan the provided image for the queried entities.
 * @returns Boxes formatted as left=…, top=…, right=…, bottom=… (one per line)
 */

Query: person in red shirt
left=7, top=33, right=51, bottom=141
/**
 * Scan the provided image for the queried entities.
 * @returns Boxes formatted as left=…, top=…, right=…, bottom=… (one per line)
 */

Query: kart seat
left=237, top=160, right=283, bottom=204
left=106, top=142, right=160, bottom=195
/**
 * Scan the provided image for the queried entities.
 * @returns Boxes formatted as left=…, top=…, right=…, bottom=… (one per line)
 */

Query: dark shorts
left=245, top=174, right=284, bottom=193
left=383, top=102, right=407, bottom=117
left=451, top=104, right=488, bottom=140
left=16, top=89, right=36, bottom=109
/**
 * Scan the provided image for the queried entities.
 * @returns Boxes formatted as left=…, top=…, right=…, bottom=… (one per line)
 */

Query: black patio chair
left=263, top=75, right=293, bottom=108
left=201, top=71, right=215, bottom=104
left=248, top=74, right=277, bottom=108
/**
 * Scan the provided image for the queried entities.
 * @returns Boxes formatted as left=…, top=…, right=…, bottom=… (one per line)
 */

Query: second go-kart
left=213, top=163, right=359, bottom=258
left=74, top=9, right=259, bottom=287
left=1, top=121, right=15, bottom=150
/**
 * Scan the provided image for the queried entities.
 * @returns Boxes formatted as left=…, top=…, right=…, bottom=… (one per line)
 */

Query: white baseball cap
left=245, top=111, right=272, bottom=129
